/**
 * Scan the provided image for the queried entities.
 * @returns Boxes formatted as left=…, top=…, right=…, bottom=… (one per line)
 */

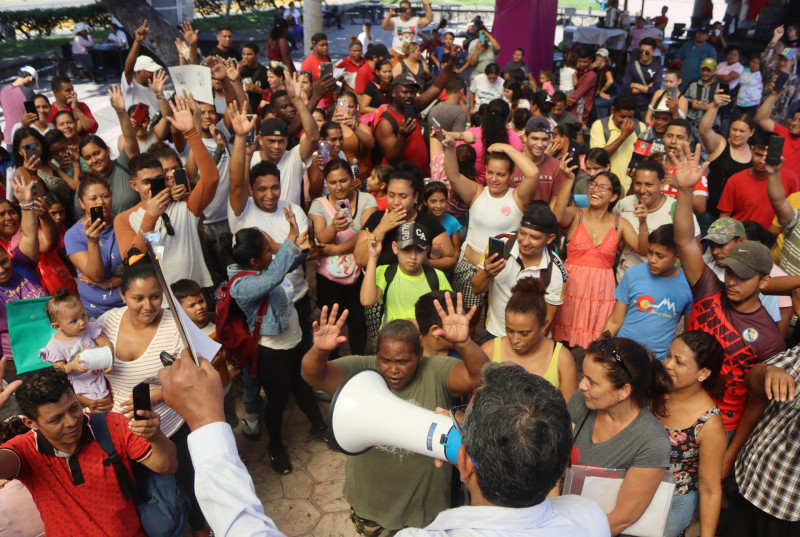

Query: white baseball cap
left=19, top=66, right=38, bottom=88
left=596, top=48, right=610, bottom=58
left=133, top=55, right=161, bottom=73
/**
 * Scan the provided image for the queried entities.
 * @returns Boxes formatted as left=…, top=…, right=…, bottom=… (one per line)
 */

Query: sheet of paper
left=581, top=476, right=674, bottom=537
left=167, top=65, right=214, bottom=104
left=174, top=298, right=221, bottom=363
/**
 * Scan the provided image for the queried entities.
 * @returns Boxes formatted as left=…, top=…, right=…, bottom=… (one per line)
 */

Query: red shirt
left=717, top=167, right=796, bottom=229
left=379, top=106, right=430, bottom=177
left=355, top=62, right=375, bottom=94
left=688, top=266, right=785, bottom=430
left=48, top=102, right=98, bottom=136
left=336, top=56, right=365, bottom=73
left=300, top=54, right=334, bottom=108
left=772, top=124, right=800, bottom=186
left=0, top=412, right=151, bottom=537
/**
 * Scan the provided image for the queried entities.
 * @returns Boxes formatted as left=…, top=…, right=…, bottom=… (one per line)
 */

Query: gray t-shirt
left=428, top=102, right=468, bottom=133
left=567, top=390, right=670, bottom=470
left=308, top=191, right=377, bottom=233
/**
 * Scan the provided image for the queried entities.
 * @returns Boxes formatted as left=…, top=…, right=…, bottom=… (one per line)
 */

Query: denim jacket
left=226, top=240, right=307, bottom=336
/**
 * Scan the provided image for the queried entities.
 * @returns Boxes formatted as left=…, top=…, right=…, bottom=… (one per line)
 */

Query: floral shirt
left=665, top=407, right=719, bottom=495
left=737, top=68, right=763, bottom=108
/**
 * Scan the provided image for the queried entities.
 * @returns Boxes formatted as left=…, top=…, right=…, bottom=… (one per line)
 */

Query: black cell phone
left=23, top=141, right=38, bottom=160
left=488, top=237, right=505, bottom=260
left=149, top=175, right=167, bottom=197
left=397, top=6, right=408, bottom=13
left=132, top=382, right=151, bottom=420
left=246, top=114, right=257, bottom=144
left=441, top=52, right=451, bottom=64
left=173, top=168, right=189, bottom=189
left=403, top=104, right=416, bottom=121
left=89, top=205, right=103, bottom=223
left=718, top=82, right=730, bottom=94
left=23, top=101, right=36, bottom=115
left=766, top=134, right=785, bottom=166
left=774, top=71, right=790, bottom=92
left=319, top=62, right=333, bottom=80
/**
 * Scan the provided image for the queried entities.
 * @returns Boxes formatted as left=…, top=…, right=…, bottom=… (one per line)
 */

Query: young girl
left=39, top=289, right=114, bottom=404
left=367, top=164, right=391, bottom=210
left=645, top=69, right=689, bottom=123
left=44, top=192, right=68, bottom=250
left=735, top=56, right=763, bottom=116
left=336, top=37, right=365, bottom=92
left=559, top=53, right=576, bottom=93
left=422, top=182, right=461, bottom=253
left=539, top=70, right=555, bottom=96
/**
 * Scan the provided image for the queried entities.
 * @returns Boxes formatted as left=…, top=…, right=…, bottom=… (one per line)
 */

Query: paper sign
left=174, top=300, right=221, bottom=363
left=167, top=65, right=214, bottom=104
left=581, top=476, right=674, bottom=537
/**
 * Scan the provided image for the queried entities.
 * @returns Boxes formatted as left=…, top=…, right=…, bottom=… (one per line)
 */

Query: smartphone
left=173, top=168, right=190, bottom=190
left=774, top=71, right=790, bottom=92
left=23, top=141, right=39, bottom=161
left=403, top=104, right=416, bottom=121
left=336, top=198, right=353, bottom=222
left=89, top=205, right=103, bottom=223
left=307, top=221, right=318, bottom=246
left=431, top=117, right=443, bottom=141
left=766, top=135, right=785, bottom=166
left=132, top=382, right=151, bottom=421
left=667, top=86, right=678, bottom=100
left=246, top=114, right=257, bottom=144
left=318, top=141, right=332, bottom=165
left=319, top=62, right=333, bottom=80
left=479, top=32, right=486, bottom=44
left=149, top=175, right=167, bottom=197
left=23, top=101, right=36, bottom=115
left=488, top=236, right=505, bottom=260
left=30, top=181, right=43, bottom=198
left=441, top=52, right=451, bottom=64
left=718, top=81, right=730, bottom=94
left=397, top=6, right=408, bottom=13
left=131, top=103, right=149, bottom=126
left=335, top=99, right=350, bottom=119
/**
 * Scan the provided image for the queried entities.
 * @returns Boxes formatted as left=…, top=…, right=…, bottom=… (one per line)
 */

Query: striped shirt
left=734, top=346, right=800, bottom=521
left=779, top=206, right=800, bottom=277
left=99, top=307, right=185, bottom=438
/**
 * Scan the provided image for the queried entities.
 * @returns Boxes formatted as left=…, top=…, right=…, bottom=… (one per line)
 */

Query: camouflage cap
left=701, top=217, right=745, bottom=245
left=720, top=240, right=773, bottom=279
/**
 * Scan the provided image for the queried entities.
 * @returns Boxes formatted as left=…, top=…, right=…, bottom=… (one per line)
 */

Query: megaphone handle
left=440, top=426, right=462, bottom=464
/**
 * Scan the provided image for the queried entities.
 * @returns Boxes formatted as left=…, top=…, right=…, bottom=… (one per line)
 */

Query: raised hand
left=366, top=233, right=382, bottom=258
left=229, top=100, right=256, bottom=136
left=108, top=85, right=126, bottom=113
left=0, top=357, right=22, bottom=410
left=224, top=58, right=240, bottom=81
left=179, top=21, right=198, bottom=46
left=559, top=153, right=578, bottom=181
left=207, top=57, right=228, bottom=82
left=712, top=89, right=730, bottom=107
left=11, top=176, right=34, bottom=205
left=284, top=70, right=302, bottom=101
left=284, top=206, right=299, bottom=243
left=83, top=214, right=106, bottom=242
left=312, top=304, right=350, bottom=351
left=144, top=187, right=172, bottom=217
left=765, top=156, right=783, bottom=176
left=149, top=69, right=168, bottom=94
left=669, top=141, right=709, bottom=189
left=135, top=20, right=149, bottom=43
left=165, top=95, right=196, bottom=133
left=430, top=292, right=476, bottom=345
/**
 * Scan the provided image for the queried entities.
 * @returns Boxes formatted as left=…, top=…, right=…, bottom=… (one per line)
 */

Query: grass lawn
left=0, top=30, right=112, bottom=61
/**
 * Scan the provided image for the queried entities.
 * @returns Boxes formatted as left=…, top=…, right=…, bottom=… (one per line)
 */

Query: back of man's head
left=415, top=290, right=456, bottom=335
left=462, top=362, right=572, bottom=507
left=16, top=368, right=74, bottom=421
left=445, top=76, right=466, bottom=98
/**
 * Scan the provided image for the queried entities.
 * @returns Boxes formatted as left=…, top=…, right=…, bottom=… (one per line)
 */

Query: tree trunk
left=304, top=0, right=322, bottom=56
left=224, top=0, right=233, bottom=25
left=100, top=0, right=180, bottom=66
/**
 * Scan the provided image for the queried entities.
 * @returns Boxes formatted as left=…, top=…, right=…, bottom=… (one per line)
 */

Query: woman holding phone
left=332, top=90, right=375, bottom=183
left=309, top=159, right=377, bottom=356
left=18, top=94, right=53, bottom=137
left=12, top=127, right=77, bottom=205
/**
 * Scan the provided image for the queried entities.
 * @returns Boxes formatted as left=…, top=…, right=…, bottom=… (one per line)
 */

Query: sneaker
left=241, top=417, right=261, bottom=441
left=309, top=424, right=331, bottom=444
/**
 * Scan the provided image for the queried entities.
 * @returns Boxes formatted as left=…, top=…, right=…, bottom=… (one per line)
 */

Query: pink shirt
left=72, top=35, right=93, bottom=55
left=457, top=127, right=523, bottom=186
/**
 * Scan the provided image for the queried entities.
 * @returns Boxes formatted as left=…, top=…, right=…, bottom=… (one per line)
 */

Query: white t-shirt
left=228, top=198, right=309, bottom=301
left=121, top=73, right=160, bottom=110
left=559, top=66, right=575, bottom=93
left=358, top=31, right=371, bottom=50
left=258, top=279, right=302, bottom=349
left=642, top=27, right=664, bottom=57
left=390, top=15, right=420, bottom=53
left=107, top=31, right=128, bottom=48
left=201, top=136, right=231, bottom=224
left=613, top=195, right=700, bottom=281
left=716, top=61, right=744, bottom=91
left=470, top=74, right=504, bottom=108
left=250, top=144, right=307, bottom=207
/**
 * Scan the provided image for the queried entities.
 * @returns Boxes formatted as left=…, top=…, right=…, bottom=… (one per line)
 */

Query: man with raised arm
left=121, top=20, right=161, bottom=110
left=672, top=142, right=784, bottom=479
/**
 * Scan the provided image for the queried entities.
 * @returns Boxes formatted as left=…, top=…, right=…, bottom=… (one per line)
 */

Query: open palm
left=166, top=97, right=195, bottom=133
left=430, top=293, right=475, bottom=345
left=313, top=305, right=349, bottom=351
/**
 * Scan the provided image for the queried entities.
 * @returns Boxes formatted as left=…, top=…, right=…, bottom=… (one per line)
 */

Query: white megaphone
left=329, top=369, right=462, bottom=463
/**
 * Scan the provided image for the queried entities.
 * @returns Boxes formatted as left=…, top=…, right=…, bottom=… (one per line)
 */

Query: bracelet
left=639, top=230, right=649, bottom=234
left=155, top=92, right=165, bottom=99
left=20, top=206, right=34, bottom=211
left=18, top=201, right=34, bottom=208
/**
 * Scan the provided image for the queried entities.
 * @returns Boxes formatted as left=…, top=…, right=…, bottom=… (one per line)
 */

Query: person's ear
left=392, top=241, right=398, bottom=255
left=50, top=322, right=60, bottom=331
left=759, top=274, right=772, bottom=291
left=546, top=233, right=556, bottom=245
left=129, top=179, right=137, bottom=191
left=21, top=416, right=37, bottom=431
left=456, top=444, right=475, bottom=484
left=618, top=382, right=632, bottom=401
left=698, top=367, right=712, bottom=382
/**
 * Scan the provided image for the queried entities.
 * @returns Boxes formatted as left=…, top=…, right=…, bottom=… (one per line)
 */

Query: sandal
left=269, top=448, right=292, bottom=475
left=309, top=424, right=331, bottom=444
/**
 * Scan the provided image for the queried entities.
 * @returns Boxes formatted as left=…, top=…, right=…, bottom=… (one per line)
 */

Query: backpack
left=381, top=263, right=440, bottom=324
left=599, top=115, right=643, bottom=142
left=215, top=272, right=269, bottom=378
left=89, top=412, right=189, bottom=537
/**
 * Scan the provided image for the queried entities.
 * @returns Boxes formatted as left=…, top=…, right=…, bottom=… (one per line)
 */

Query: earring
left=698, top=377, right=705, bottom=382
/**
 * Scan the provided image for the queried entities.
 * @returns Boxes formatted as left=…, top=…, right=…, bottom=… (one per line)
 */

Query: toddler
left=39, top=289, right=114, bottom=401
left=559, top=53, right=577, bottom=93
left=539, top=70, right=555, bottom=96
left=367, top=164, right=392, bottom=210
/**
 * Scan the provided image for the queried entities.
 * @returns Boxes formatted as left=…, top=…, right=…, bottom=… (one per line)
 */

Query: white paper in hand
left=581, top=476, right=674, bottom=537
left=175, top=301, right=221, bottom=363
left=168, top=65, right=214, bottom=104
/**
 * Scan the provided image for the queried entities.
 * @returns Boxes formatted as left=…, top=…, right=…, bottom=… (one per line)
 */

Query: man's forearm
left=471, top=269, right=492, bottom=295
left=148, top=432, right=178, bottom=474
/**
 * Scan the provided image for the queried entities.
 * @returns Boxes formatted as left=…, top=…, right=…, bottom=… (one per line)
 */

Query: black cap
left=392, top=72, right=421, bottom=88
left=520, top=204, right=559, bottom=235
left=311, top=32, right=327, bottom=45
left=259, top=118, right=288, bottom=137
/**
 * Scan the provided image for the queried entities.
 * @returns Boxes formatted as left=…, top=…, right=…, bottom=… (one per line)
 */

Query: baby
left=39, top=289, right=114, bottom=401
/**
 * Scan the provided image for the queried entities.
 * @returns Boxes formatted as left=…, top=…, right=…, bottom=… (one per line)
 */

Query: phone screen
left=667, top=87, right=678, bottom=100
left=23, top=101, right=36, bottom=115
left=149, top=175, right=167, bottom=197
left=173, top=169, right=189, bottom=189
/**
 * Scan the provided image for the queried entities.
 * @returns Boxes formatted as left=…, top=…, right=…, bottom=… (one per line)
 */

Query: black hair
left=513, top=108, right=533, bottom=131
left=612, top=94, right=637, bottom=111
left=640, top=37, right=657, bottom=49
left=120, top=249, right=158, bottom=294
left=575, top=45, right=593, bottom=60
left=51, top=75, right=71, bottom=93
left=365, top=43, right=390, bottom=60
left=585, top=147, right=611, bottom=168
left=463, top=362, right=572, bottom=507
left=531, top=91, right=553, bottom=115
left=44, top=192, right=62, bottom=209
left=311, top=32, right=328, bottom=45
left=43, top=128, right=67, bottom=149
left=78, top=134, right=109, bottom=153
left=46, top=288, right=82, bottom=323
left=377, top=319, right=422, bottom=355
left=146, top=141, right=183, bottom=166
left=76, top=172, right=111, bottom=201
left=422, top=181, right=448, bottom=210
left=128, top=153, right=163, bottom=180
left=323, top=158, right=353, bottom=179
left=231, top=228, right=268, bottom=267
left=171, top=278, right=204, bottom=301
left=0, top=417, right=29, bottom=444
left=674, top=331, right=726, bottom=402
left=484, top=63, right=501, bottom=76
left=12, top=127, right=49, bottom=168
left=503, top=78, right=522, bottom=102
left=415, top=290, right=456, bottom=335
left=320, top=121, right=343, bottom=139
left=486, top=151, right=515, bottom=175
left=271, top=89, right=289, bottom=103
left=445, top=75, right=466, bottom=95
left=389, top=168, right=423, bottom=196
left=456, top=145, right=477, bottom=180
left=32, top=93, right=50, bottom=107
left=753, top=131, right=772, bottom=151
left=742, top=220, right=777, bottom=249
left=482, top=99, right=511, bottom=156
left=16, top=368, right=76, bottom=421
left=373, top=164, right=393, bottom=186
left=648, top=223, right=677, bottom=252
left=666, top=118, right=691, bottom=138
left=217, top=25, right=232, bottom=32
left=586, top=337, right=673, bottom=417
left=552, top=91, right=567, bottom=104
left=249, top=161, right=281, bottom=187
left=506, top=277, right=547, bottom=326
left=636, top=159, right=665, bottom=181
left=553, top=122, right=576, bottom=141
left=271, top=19, right=289, bottom=39
left=594, top=171, right=623, bottom=211
left=242, top=41, right=259, bottom=54
left=53, top=110, right=76, bottom=131
left=730, top=113, right=755, bottom=131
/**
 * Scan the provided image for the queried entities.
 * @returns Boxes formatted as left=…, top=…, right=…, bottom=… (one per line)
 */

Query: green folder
left=7, top=297, right=56, bottom=375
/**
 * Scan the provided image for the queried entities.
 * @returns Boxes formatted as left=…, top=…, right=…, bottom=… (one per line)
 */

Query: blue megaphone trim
left=441, top=425, right=462, bottom=463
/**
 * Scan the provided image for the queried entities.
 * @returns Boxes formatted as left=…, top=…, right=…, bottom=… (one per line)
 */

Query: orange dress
left=552, top=211, right=619, bottom=348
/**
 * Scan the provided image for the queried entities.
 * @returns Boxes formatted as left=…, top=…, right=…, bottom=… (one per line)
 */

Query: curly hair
left=16, top=368, right=75, bottom=421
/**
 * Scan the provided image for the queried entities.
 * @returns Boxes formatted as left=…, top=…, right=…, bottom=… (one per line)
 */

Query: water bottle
left=350, top=158, right=359, bottom=182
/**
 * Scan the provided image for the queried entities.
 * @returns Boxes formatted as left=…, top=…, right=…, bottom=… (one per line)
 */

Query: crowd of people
left=0, top=3, right=799, bottom=537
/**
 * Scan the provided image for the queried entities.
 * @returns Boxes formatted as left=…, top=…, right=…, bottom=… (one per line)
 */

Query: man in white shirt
left=107, top=23, right=129, bottom=48
left=358, top=23, right=372, bottom=50
left=121, top=20, right=161, bottom=110
left=381, top=0, right=433, bottom=56
left=396, top=362, right=610, bottom=537
left=470, top=204, right=566, bottom=339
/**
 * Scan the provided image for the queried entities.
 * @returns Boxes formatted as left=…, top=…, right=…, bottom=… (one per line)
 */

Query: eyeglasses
left=587, top=180, right=612, bottom=192
left=597, top=331, right=632, bottom=379
left=449, top=404, right=478, bottom=469
left=160, top=213, right=175, bottom=236
left=640, top=49, right=652, bottom=55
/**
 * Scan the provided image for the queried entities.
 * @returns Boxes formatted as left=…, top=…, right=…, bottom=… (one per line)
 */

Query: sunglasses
left=160, top=213, right=175, bottom=236
left=597, top=331, right=632, bottom=379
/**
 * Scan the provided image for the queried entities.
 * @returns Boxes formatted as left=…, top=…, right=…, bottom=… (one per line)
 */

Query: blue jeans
left=664, top=491, right=698, bottom=537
